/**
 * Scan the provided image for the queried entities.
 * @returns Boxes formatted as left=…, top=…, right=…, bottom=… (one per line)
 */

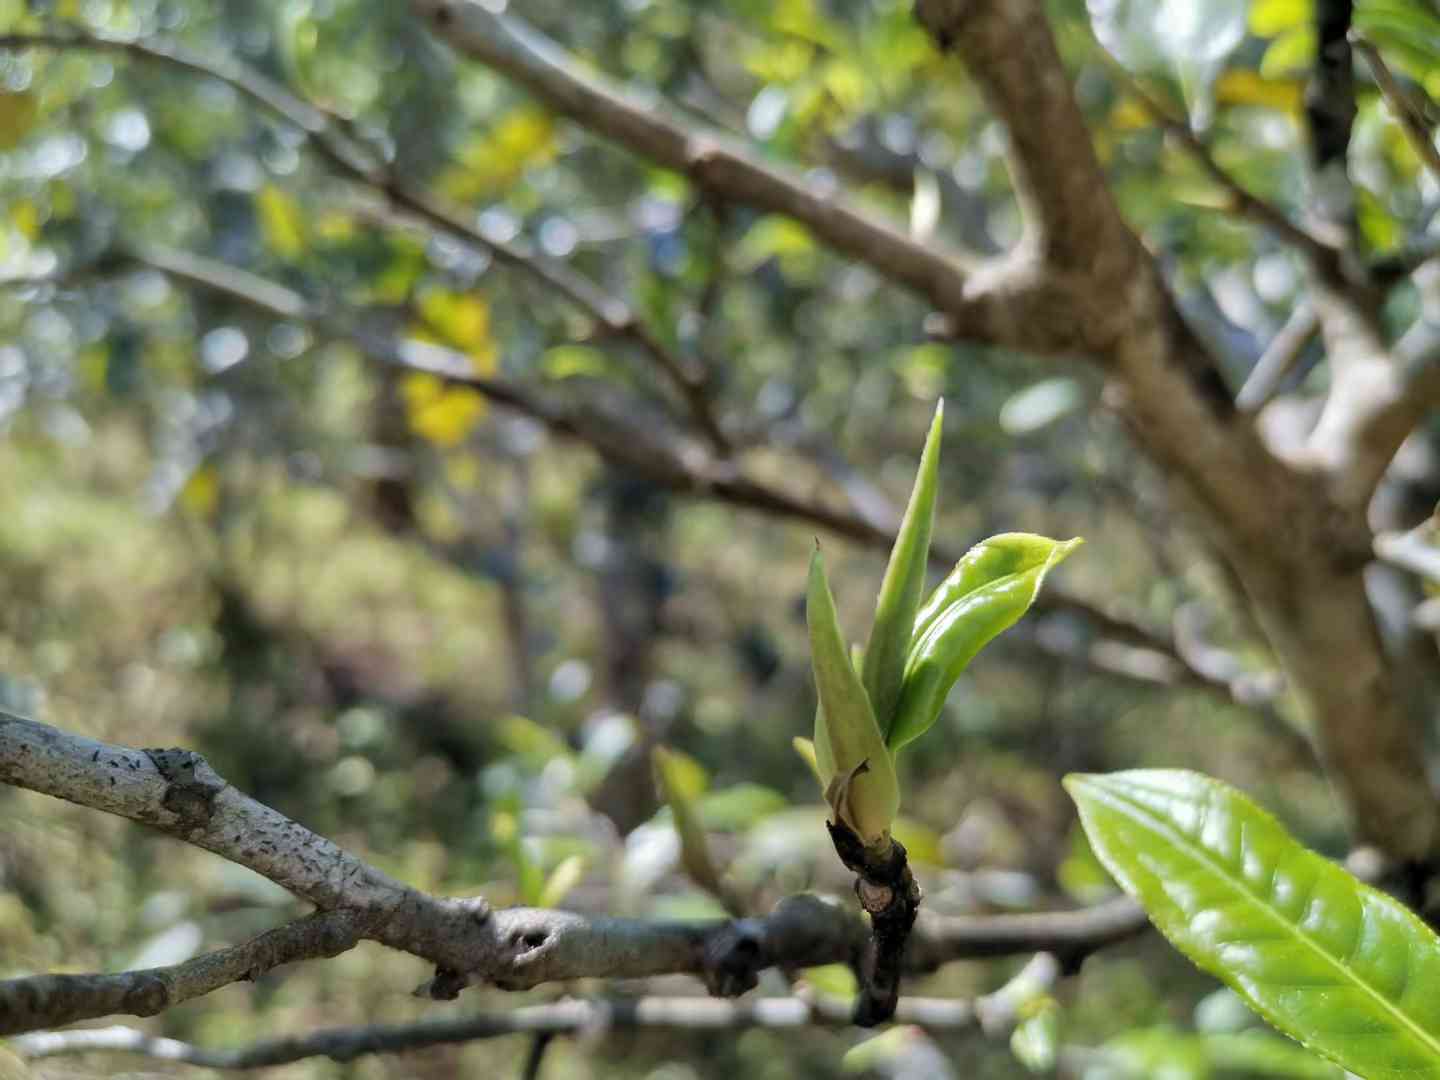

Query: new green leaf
left=889, top=534, right=1081, bottom=751
left=863, top=399, right=942, bottom=739
left=1066, top=769, right=1440, bottom=1080
left=808, top=545, right=898, bottom=845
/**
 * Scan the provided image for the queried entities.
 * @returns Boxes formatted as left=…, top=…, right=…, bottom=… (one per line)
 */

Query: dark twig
left=520, top=1031, right=555, bottom=1080
left=826, top=821, right=923, bottom=1026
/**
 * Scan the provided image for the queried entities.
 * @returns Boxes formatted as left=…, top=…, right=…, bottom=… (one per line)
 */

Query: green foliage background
left=3, top=0, right=1437, bottom=1075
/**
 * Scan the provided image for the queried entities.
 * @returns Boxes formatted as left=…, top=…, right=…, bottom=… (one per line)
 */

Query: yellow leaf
left=442, top=107, right=556, bottom=200
left=405, top=379, right=488, bottom=448
left=255, top=183, right=305, bottom=260
left=179, top=465, right=219, bottom=517
left=314, top=211, right=356, bottom=241
left=417, top=290, right=498, bottom=374
left=1109, top=97, right=1154, bottom=132
left=10, top=200, right=39, bottom=239
left=1215, top=69, right=1304, bottom=114
left=0, top=90, right=38, bottom=149
left=1250, top=0, right=1310, bottom=36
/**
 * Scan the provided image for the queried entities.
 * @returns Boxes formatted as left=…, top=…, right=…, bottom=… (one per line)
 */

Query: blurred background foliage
left=2, top=0, right=1439, bottom=1076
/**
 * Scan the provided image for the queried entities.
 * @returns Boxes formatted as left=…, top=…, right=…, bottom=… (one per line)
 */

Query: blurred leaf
left=890, top=816, right=944, bottom=867
left=654, top=745, right=727, bottom=898
left=127, top=920, right=203, bottom=969
left=841, top=1026, right=926, bottom=1073
left=542, top=345, right=611, bottom=380
left=1250, top=0, right=1310, bottom=36
left=537, top=854, right=586, bottom=909
left=1067, top=769, right=1440, bottom=1080
left=733, top=215, right=817, bottom=278
left=497, top=714, right=571, bottom=764
left=0, top=91, right=37, bottom=150
left=803, top=963, right=858, bottom=997
left=999, top=377, right=1082, bottom=435
left=178, top=465, right=219, bottom=518
left=1261, top=26, right=1315, bottom=75
left=1088, top=0, right=1247, bottom=123
left=255, top=184, right=306, bottom=261
left=401, top=372, right=487, bottom=448
left=441, top=106, right=557, bottom=200
left=417, top=289, right=498, bottom=374
left=1214, top=69, right=1305, bottom=114
left=697, top=782, right=788, bottom=830
left=793, top=735, right=824, bottom=789
left=1011, top=999, right=1060, bottom=1073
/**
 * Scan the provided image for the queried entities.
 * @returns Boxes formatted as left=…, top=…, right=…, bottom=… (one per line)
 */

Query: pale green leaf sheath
left=1067, top=770, right=1440, bottom=1080
left=807, top=546, right=898, bottom=845
left=889, top=535, right=1080, bottom=751
left=863, top=399, right=943, bottom=739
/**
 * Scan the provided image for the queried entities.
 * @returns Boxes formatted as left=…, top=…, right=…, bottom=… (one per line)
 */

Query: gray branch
left=0, top=708, right=1148, bottom=1035
left=0, top=911, right=368, bottom=1037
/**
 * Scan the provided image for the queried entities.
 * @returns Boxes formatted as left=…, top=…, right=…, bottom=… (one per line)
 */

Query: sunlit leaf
left=255, top=183, right=305, bottom=261
left=1067, top=769, right=1440, bottom=1080
left=536, top=854, right=586, bottom=909
left=863, top=399, right=942, bottom=740
left=1011, top=998, right=1060, bottom=1073
left=889, top=534, right=1081, bottom=751
left=1214, top=70, right=1305, bottom=114
left=178, top=465, right=219, bottom=518
left=401, top=372, right=488, bottom=448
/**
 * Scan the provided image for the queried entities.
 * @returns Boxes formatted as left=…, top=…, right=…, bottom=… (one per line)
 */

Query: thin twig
left=1093, top=50, right=1332, bottom=265
left=10, top=992, right=999, bottom=1068
left=0, top=27, right=730, bottom=453
left=78, top=244, right=1240, bottom=706
left=1353, top=35, right=1440, bottom=186
left=1237, top=302, right=1320, bottom=412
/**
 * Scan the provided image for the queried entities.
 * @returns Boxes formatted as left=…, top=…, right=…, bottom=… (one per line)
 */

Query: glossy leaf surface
left=889, top=534, right=1079, bottom=751
left=863, top=399, right=942, bottom=739
left=1067, top=769, right=1440, bottom=1080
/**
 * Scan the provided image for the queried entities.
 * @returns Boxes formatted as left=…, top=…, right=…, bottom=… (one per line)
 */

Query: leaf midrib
left=1096, top=780, right=1440, bottom=1065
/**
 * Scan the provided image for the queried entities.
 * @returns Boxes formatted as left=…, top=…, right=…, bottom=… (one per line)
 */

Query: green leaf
left=807, top=545, right=898, bottom=845
left=889, top=534, right=1080, bottom=751
left=863, top=399, right=943, bottom=739
left=536, top=854, right=586, bottom=909
left=1065, top=769, right=1440, bottom=1080
left=653, top=745, right=726, bottom=897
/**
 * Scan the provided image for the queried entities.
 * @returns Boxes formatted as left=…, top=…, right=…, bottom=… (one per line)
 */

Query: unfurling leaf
left=863, top=399, right=942, bottom=741
left=889, top=534, right=1080, bottom=751
left=1066, top=769, right=1440, bottom=1080
left=808, top=545, right=898, bottom=845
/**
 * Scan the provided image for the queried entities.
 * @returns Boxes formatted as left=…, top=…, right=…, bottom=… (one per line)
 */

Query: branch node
left=826, top=820, right=922, bottom=1027
left=142, top=747, right=225, bottom=829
